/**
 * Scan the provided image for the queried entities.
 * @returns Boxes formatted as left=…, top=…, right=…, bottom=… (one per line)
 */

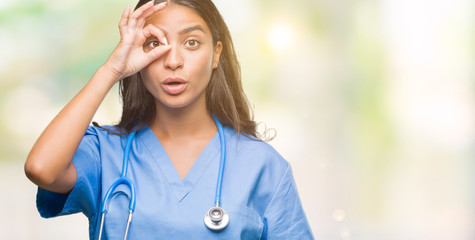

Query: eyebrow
left=178, top=25, right=206, bottom=35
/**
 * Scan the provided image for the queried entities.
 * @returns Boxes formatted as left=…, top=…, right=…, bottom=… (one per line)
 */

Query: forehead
left=145, top=4, right=211, bottom=35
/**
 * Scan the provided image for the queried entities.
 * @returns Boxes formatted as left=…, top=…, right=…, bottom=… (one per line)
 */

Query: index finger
left=143, top=24, right=168, bottom=46
left=127, top=0, right=155, bottom=26
left=136, top=2, right=168, bottom=27
left=143, top=2, right=167, bottom=19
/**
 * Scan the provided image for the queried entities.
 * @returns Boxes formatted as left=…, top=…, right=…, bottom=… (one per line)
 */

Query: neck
left=149, top=100, right=216, bottom=139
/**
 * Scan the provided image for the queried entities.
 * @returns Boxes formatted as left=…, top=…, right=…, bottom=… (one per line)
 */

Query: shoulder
left=80, top=125, right=128, bottom=150
left=222, top=127, right=296, bottom=217
left=84, top=125, right=122, bottom=137
left=224, top=127, right=289, bottom=171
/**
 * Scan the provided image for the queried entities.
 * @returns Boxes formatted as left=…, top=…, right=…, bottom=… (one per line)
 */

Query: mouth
left=162, top=77, right=188, bottom=95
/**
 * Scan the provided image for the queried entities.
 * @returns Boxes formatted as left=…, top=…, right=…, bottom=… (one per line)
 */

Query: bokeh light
left=267, top=22, right=294, bottom=53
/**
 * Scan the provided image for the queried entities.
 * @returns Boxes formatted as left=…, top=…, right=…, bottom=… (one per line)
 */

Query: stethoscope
left=97, top=115, right=229, bottom=240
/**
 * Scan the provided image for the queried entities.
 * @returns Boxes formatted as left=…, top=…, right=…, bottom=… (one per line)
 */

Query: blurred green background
left=1, top=0, right=474, bottom=239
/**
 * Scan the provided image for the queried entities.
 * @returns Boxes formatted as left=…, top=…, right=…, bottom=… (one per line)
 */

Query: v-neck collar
left=137, top=126, right=220, bottom=202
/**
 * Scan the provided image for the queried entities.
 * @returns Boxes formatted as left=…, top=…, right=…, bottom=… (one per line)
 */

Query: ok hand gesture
left=105, top=1, right=170, bottom=81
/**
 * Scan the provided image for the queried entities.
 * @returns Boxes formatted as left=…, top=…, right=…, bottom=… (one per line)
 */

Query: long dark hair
left=100, top=0, right=260, bottom=139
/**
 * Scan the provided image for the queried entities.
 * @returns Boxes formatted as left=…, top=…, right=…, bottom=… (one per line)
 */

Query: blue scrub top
left=37, top=125, right=314, bottom=239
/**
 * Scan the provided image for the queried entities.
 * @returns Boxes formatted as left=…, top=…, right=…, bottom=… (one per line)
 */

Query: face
left=140, top=4, right=222, bottom=111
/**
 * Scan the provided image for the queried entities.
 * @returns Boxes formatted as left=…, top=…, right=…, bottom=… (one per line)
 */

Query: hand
left=104, top=1, right=171, bottom=81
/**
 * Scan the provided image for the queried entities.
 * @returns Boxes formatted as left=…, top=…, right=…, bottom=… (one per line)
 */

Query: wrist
left=87, top=65, right=123, bottom=92
left=99, top=64, right=125, bottom=84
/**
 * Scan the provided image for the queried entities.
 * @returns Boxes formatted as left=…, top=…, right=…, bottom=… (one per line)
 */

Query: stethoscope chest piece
left=204, top=206, right=229, bottom=231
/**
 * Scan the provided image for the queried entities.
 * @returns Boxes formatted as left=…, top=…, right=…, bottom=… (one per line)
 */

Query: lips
left=162, top=77, right=188, bottom=95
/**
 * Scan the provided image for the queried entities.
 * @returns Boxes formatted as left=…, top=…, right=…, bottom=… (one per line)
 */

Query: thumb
left=146, top=44, right=171, bottom=62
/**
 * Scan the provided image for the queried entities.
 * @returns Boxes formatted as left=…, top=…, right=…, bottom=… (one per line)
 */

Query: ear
left=212, top=41, right=223, bottom=69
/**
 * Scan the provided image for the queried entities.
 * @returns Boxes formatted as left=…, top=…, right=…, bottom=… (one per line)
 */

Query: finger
left=146, top=44, right=171, bottom=63
left=128, top=0, right=155, bottom=27
left=118, top=4, right=131, bottom=35
left=136, top=2, right=167, bottom=27
left=143, top=25, right=168, bottom=45
left=144, top=1, right=167, bottom=18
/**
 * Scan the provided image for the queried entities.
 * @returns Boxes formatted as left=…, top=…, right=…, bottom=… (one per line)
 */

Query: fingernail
left=162, top=37, right=168, bottom=46
left=158, top=2, right=167, bottom=7
left=147, top=0, right=154, bottom=5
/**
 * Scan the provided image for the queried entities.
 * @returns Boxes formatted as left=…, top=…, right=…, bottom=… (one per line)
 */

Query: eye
left=146, top=40, right=162, bottom=49
left=185, top=39, right=200, bottom=48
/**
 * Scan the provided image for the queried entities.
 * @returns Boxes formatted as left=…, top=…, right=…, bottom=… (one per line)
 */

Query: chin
left=158, top=95, right=199, bottom=110
left=159, top=100, right=190, bottom=109
left=156, top=90, right=206, bottom=111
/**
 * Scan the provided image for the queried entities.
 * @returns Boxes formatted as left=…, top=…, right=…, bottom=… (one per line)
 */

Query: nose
left=164, top=44, right=183, bottom=70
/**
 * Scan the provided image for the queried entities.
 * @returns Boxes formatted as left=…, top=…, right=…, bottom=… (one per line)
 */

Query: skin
left=141, top=4, right=222, bottom=179
left=25, top=1, right=222, bottom=193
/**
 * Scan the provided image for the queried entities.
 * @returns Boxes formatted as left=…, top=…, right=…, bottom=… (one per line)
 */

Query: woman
left=25, top=0, right=314, bottom=239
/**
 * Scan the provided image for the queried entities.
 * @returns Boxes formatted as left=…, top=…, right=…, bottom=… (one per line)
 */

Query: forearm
left=25, top=65, right=119, bottom=188
left=25, top=1, right=169, bottom=192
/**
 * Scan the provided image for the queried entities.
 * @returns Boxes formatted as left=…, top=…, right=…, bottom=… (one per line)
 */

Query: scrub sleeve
left=261, top=164, right=314, bottom=239
left=36, top=127, right=101, bottom=239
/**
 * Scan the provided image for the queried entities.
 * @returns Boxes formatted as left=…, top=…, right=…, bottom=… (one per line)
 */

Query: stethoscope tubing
left=100, top=131, right=137, bottom=214
left=212, top=114, right=226, bottom=206
left=98, top=116, right=227, bottom=239
left=97, top=131, right=137, bottom=240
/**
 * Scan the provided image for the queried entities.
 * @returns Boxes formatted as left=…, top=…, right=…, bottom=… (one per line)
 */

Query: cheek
left=140, top=67, right=161, bottom=94
left=141, top=60, right=164, bottom=79
left=188, top=51, right=214, bottom=79
left=142, top=61, right=163, bottom=78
